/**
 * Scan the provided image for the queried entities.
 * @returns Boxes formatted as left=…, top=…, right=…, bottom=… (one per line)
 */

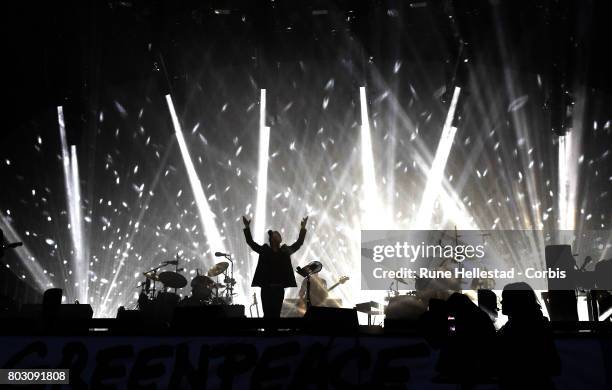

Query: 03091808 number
left=1, top=369, right=69, bottom=384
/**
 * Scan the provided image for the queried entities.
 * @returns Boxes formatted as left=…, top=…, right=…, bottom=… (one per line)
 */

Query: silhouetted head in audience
left=43, top=288, right=62, bottom=307
left=435, top=293, right=496, bottom=379
left=477, top=289, right=499, bottom=320
left=501, top=282, right=541, bottom=319
left=447, top=292, right=476, bottom=319
left=498, top=282, right=561, bottom=384
left=446, top=292, right=492, bottom=329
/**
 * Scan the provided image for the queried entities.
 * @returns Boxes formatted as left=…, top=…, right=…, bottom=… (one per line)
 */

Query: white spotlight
left=57, top=106, right=87, bottom=303
left=253, top=89, right=270, bottom=244
left=557, top=133, right=577, bottom=231
left=0, top=211, right=52, bottom=290
left=70, top=145, right=87, bottom=302
left=413, top=86, right=461, bottom=229
left=359, top=86, right=386, bottom=229
left=165, top=95, right=226, bottom=254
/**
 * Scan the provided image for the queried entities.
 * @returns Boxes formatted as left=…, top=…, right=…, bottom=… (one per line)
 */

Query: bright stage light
left=0, top=211, right=52, bottom=290
left=253, top=89, right=270, bottom=244
left=70, top=145, right=88, bottom=302
left=557, top=128, right=578, bottom=232
left=165, top=95, right=226, bottom=256
left=7, top=58, right=603, bottom=322
left=57, top=106, right=88, bottom=303
left=413, top=86, right=461, bottom=229
left=249, top=89, right=271, bottom=297
left=359, top=86, right=387, bottom=229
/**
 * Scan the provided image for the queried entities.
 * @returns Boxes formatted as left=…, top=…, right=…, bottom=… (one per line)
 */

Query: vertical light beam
left=70, top=145, right=87, bottom=303
left=0, top=211, right=53, bottom=290
left=558, top=133, right=577, bottom=231
left=57, top=106, right=87, bottom=303
left=359, top=86, right=386, bottom=229
left=165, top=95, right=226, bottom=254
left=253, top=89, right=270, bottom=244
left=413, top=86, right=461, bottom=229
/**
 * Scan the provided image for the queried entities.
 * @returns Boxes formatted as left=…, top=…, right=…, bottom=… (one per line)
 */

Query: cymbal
left=394, top=276, right=409, bottom=285
left=207, top=261, right=229, bottom=277
left=158, top=271, right=187, bottom=289
left=143, top=272, right=160, bottom=281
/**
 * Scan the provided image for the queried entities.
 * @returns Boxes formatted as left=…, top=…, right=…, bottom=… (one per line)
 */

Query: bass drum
left=191, top=285, right=213, bottom=301
left=180, top=295, right=209, bottom=306
left=210, top=296, right=232, bottom=305
left=153, top=292, right=180, bottom=322
left=156, top=291, right=181, bottom=306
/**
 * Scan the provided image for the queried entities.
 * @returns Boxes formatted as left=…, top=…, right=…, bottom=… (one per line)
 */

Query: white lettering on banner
left=0, top=337, right=608, bottom=388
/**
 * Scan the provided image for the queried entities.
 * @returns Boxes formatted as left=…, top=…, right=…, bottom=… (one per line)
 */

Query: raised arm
left=287, top=216, right=308, bottom=254
left=242, top=216, right=264, bottom=254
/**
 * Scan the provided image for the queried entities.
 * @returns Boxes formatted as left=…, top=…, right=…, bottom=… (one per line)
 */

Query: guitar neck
left=327, top=281, right=342, bottom=292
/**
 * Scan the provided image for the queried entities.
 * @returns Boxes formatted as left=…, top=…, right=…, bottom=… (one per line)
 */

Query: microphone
left=215, top=252, right=229, bottom=257
left=2, top=242, right=23, bottom=250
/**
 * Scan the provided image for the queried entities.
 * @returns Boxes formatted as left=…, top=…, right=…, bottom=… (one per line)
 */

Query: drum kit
left=137, top=253, right=238, bottom=316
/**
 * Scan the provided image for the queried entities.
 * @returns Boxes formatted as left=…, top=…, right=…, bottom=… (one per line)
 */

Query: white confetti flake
left=507, top=95, right=529, bottom=112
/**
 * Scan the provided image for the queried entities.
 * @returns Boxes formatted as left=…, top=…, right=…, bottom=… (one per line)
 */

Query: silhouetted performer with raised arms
left=243, top=215, right=308, bottom=318
left=498, top=282, right=560, bottom=389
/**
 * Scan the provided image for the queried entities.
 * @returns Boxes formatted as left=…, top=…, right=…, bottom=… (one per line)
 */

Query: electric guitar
left=326, top=276, right=350, bottom=293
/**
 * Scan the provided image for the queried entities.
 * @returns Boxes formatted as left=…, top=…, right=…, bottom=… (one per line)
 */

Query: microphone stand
left=143, top=263, right=166, bottom=298
left=249, top=292, right=260, bottom=318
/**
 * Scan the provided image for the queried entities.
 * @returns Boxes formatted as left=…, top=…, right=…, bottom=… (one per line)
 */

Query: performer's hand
left=242, top=216, right=251, bottom=228
left=300, top=216, right=308, bottom=229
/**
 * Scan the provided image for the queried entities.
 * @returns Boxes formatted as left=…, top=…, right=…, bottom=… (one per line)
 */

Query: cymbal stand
left=143, top=263, right=165, bottom=299
left=172, top=253, right=181, bottom=295
left=220, top=253, right=236, bottom=303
